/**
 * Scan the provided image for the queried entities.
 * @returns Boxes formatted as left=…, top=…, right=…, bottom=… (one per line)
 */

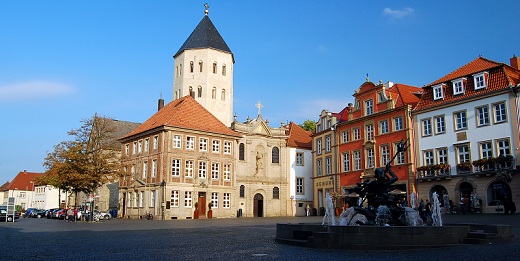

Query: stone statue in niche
left=255, top=151, right=263, bottom=175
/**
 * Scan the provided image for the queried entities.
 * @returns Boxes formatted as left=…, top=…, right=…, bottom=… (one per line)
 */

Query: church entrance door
left=253, top=193, right=264, bottom=217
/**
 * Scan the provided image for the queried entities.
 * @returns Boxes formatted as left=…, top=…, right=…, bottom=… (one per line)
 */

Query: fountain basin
left=275, top=223, right=513, bottom=250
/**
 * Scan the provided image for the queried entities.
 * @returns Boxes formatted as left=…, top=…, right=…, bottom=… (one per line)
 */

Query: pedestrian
left=306, top=204, right=310, bottom=217
left=67, top=208, right=74, bottom=222
left=425, top=199, right=432, bottom=224
left=443, top=193, right=451, bottom=214
left=419, top=199, right=426, bottom=222
left=460, top=196, right=466, bottom=214
left=73, top=208, right=78, bottom=222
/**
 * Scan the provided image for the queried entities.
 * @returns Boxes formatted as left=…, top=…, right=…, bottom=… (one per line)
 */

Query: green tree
left=41, top=114, right=124, bottom=207
left=299, top=119, right=317, bottom=132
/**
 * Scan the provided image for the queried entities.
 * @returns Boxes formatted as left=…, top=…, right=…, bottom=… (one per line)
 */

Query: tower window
left=189, top=86, right=194, bottom=98
left=199, top=61, right=203, bottom=72
left=213, top=62, right=217, bottom=74
left=212, top=87, right=216, bottom=99
left=222, top=64, right=226, bottom=76
left=221, top=89, right=225, bottom=101
left=198, top=86, right=202, bottom=98
left=190, top=61, right=194, bottom=73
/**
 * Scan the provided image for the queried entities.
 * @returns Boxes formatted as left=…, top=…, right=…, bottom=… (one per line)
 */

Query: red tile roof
left=5, top=171, right=43, bottom=191
left=0, top=182, right=11, bottom=192
left=121, top=96, right=241, bottom=140
left=388, top=83, right=422, bottom=107
left=286, top=122, right=312, bottom=149
left=416, top=56, right=520, bottom=111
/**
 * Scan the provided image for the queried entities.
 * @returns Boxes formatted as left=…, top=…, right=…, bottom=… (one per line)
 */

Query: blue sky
left=1, top=1, right=519, bottom=183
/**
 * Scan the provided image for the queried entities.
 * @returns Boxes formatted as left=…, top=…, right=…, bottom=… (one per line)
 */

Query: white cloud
left=383, top=7, right=414, bottom=19
left=0, top=81, right=75, bottom=102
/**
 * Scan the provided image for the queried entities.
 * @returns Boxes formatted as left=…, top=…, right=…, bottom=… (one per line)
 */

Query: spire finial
left=256, top=101, right=264, bottom=116
left=366, top=73, right=369, bottom=82
left=204, top=3, right=209, bottom=16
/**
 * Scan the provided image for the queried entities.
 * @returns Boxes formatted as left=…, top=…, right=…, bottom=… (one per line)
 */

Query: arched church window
left=212, top=87, right=216, bottom=99
left=222, top=64, right=226, bottom=76
left=272, top=147, right=279, bottom=164
left=213, top=62, right=217, bottom=74
left=239, top=143, right=245, bottom=161
left=273, top=187, right=280, bottom=199
left=199, top=61, right=203, bottom=72
left=198, top=86, right=202, bottom=98
left=240, top=185, right=245, bottom=198
left=190, top=61, right=194, bottom=73
left=221, top=89, right=225, bottom=101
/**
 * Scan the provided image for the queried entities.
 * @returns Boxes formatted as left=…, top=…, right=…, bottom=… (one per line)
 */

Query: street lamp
left=160, top=180, right=166, bottom=220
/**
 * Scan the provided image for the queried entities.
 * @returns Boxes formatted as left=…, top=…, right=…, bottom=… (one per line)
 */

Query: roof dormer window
left=452, top=78, right=466, bottom=95
left=473, top=72, right=488, bottom=90
left=433, top=84, right=444, bottom=100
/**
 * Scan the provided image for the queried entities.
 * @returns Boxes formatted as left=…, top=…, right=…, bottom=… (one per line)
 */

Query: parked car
left=32, top=209, right=47, bottom=218
left=54, top=209, right=67, bottom=219
left=0, top=205, right=21, bottom=222
left=46, top=208, right=59, bottom=219
left=23, top=208, right=39, bottom=218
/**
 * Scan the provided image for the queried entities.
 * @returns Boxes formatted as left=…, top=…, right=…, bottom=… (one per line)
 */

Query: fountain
left=275, top=140, right=514, bottom=249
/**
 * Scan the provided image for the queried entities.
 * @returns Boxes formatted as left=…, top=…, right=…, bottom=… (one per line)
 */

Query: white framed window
left=144, top=138, right=150, bottom=152
left=452, top=78, right=466, bottom=95
left=454, top=111, right=467, bottom=130
left=184, top=191, right=192, bottom=207
left=366, top=124, right=374, bottom=141
left=139, top=191, right=144, bottom=207
left=394, top=117, right=403, bottom=131
left=353, top=128, right=361, bottom=140
left=125, top=144, right=130, bottom=156
left=494, top=102, right=507, bottom=123
left=223, top=164, right=231, bottom=180
left=224, top=141, right=232, bottom=154
left=171, top=190, right=179, bottom=207
left=296, top=152, right=304, bottom=166
left=316, top=159, right=322, bottom=176
left=198, top=161, right=207, bottom=178
left=366, top=148, right=374, bottom=168
left=341, top=130, right=349, bottom=143
left=433, top=84, right=444, bottom=100
left=211, top=162, right=220, bottom=179
left=143, top=161, right=148, bottom=179
left=473, top=72, right=488, bottom=90
left=497, top=139, right=511, bottom=156
left=185, top=160, right=194, bottom=177
left=131, top=165, right=136, bottom=180
left=325, top=136, right=331, bottom=152
left=342, top=152, right=350, bottom=172
left=422, top=118, right=432, bottom=136
left=381, top=145, right=390, bottom=166
left=186, top=136, right=195, bottom=150
left=316, top=139, right=322, bottom=155
left=296, top=178, right=304, bottom=194
left=437, top=148, right=448, bottom=165
left=129, top=192, right=134, bottom=208
left=135, top=192, right=139, bottom=207
left=172, top=159, right=180, bottom=177
left=152, top=159, right=157, bottom=178
left=211, top=192, right=218, bottom=208
left=365, top=99, right=373, bottom=115
left=223, top=193, right=230, bottom=208
left=456, top=144, right=471, bottom=164
left=153, top=136, right=158, bottom=150
left=212, top=140, right=220, bottom=153
left=138, top=140, right=143, bottom=153
left=133, top=141, right=137, bottom=154
left=480, top=142, right=493, bottom=159
left=199, top=138, right=208, bottom=151
left=424, top=150, right=434, bottom=165
left=380, top=120, right=389, bottom=134
left=395, top=143, right=405, bottom=165
left=151, top=190, right=156, bottom=207
left=325, top=157, right=331, bottom=175
left=434, top=115, right=445, bottom=134
left=353, top=151, right=361, bottom=170
left=173, top=135, right=182, bottom=148
left=476, top=106, right=489, bottom=126
left=212, top=87, right=217, bottom=99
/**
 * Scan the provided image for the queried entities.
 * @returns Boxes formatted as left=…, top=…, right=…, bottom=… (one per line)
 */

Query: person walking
left=67, top=208, right=74, bottom=222
left=306, top=204, right=310, bottom=217
left=460, top=196, right=466, bottom=214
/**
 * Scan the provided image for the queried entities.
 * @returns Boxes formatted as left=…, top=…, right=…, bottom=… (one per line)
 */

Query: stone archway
left=429, top=184, right=448, bottom=206
left=253, top=193, right=264, bottom=217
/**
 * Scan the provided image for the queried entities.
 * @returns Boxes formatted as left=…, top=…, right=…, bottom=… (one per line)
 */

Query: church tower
left=172, top=5, right=234, bottom=126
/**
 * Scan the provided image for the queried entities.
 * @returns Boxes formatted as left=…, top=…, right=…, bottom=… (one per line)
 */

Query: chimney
left=510, top=55, right=520, bottom=70
left=158, top=98, right=164, bottom=111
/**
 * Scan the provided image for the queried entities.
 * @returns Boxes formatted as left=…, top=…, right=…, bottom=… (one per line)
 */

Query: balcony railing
left=417, top=156, right=516, bottom=180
